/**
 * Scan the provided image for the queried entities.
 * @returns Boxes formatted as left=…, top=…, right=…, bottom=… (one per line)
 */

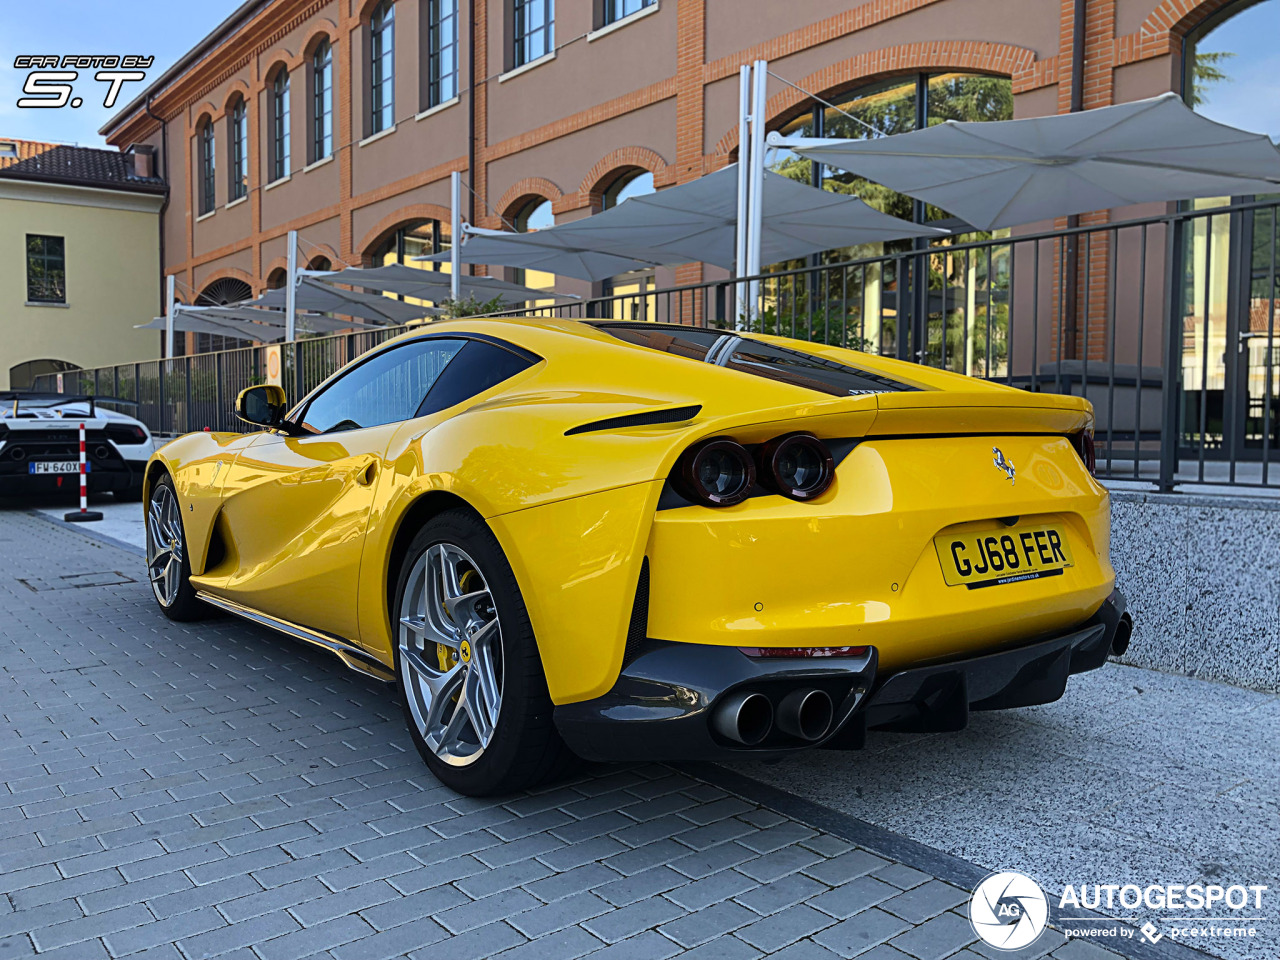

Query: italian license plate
left=29, top=461, right=83, bottom=475
left=935, top=524, right=1073, bottom=589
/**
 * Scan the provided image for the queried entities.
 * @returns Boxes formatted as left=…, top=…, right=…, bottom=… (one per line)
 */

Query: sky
left=1193, top=1, right=1280, bottom=141
left=1, top=0, right=1277, bottom=148
left=0, top=1, right=232, bottom=146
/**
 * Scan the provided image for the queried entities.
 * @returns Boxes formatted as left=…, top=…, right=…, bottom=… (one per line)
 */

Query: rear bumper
left=554, top=590, right=1129, bottom=762
left=0, top=461, right=143, bottom=495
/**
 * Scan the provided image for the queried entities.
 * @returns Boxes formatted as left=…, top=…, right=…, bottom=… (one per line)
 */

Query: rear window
left=592, top=322, right=918, bottom=397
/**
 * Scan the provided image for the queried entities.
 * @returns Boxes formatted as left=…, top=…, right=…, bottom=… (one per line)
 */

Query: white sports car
left=0, top=392, right=157, bottom=501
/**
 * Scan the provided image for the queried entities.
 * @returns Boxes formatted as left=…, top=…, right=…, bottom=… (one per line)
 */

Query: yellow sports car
left=144, top=319, right=1130, bottom=796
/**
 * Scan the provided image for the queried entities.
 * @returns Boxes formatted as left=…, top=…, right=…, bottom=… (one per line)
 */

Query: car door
left=208, top=337, right=468, bottom=641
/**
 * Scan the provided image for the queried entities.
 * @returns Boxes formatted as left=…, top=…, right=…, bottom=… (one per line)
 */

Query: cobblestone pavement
left=2, top=510, right=1147, bottom=960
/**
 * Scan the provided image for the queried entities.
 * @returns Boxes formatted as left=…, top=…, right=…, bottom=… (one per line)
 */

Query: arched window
left=198, top=119, right=216, bottom=215
left=311, top=39, right=334, bottom=162
left=195, top=277, right=254, bottom=353
left=270, top=67, right=291, bottom=181
left=1183, top=0, right=1280, bottom=457
left=370, top=1, right=396, bottom=134
left=424, top=0, right=459, bottom=109
left=369, top=220, right=450, bottom=307
left=228, top=97, right=248, bottom=201
left=513, top=197, right=554, bottom=291
left=308, top=255, right=333, bottom=272
left=601, top=170, right=654, bottom=210
left=599, top=171, right=655, bottom=319
left=771, top=73, right=1012, bottom=229
left=266, top=268, right=288, bottom=290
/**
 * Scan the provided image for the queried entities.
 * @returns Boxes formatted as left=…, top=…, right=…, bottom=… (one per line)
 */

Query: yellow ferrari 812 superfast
left=144, top=318, right=1130, bottom=795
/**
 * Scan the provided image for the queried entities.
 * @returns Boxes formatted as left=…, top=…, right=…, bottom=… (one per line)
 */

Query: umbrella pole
left=735, top=65, right=751, bottom=329
left=164, top=274, right=175, bottom=358
left=451, top=171, right=462, bottom=305
left=285, top=229, right=298, bottom=342
left=745, top=59, right=769, bottom=324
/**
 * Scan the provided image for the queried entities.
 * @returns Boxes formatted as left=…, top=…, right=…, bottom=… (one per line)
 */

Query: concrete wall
left=0, top=180, right=162, bottom=388
left=1111, top=491, right=1280, bottom=694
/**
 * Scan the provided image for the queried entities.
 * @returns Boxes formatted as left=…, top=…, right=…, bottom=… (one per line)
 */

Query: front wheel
left=145, top=474, right=205, bottom=621
left=393, top=509, right=574, bottom=796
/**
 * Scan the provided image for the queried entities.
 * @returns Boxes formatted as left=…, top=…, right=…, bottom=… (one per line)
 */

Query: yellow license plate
left=935, top=524, right=1074, bottom=589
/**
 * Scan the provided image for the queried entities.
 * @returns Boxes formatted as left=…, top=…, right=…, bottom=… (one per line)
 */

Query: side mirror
left=236, top=385, right=290, bottom=430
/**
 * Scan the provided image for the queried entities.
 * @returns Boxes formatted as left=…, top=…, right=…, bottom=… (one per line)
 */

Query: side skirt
left=196, top=592, right=396, bottom=684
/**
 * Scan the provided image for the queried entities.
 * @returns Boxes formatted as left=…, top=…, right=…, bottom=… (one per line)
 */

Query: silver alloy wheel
left=146, top=484, right=185, bottom=608
left=398, top=542, right=504, bottom=767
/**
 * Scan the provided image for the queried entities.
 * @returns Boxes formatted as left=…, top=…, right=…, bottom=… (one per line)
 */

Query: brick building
left=100, top=0, right=1276, bottom=359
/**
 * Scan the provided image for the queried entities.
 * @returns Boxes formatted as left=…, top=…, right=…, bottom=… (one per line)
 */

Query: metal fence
left=35, top=197, right=1279, bottom=492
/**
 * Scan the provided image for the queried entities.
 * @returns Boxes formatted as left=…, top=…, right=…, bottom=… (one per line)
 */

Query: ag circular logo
left=969, top=872, right=1049, bottom=951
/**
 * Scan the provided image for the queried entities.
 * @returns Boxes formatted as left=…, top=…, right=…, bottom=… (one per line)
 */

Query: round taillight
left=758, top=433, right=835, bottom=501
left=675, top=438, right=755, bottom=506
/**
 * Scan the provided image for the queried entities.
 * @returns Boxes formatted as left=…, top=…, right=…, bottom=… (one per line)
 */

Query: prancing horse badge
left=992, top=447, right=1016, bottom=485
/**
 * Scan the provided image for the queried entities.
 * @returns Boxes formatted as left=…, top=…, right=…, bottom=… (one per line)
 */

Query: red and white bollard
left=64, top=422, right=103, bottom=523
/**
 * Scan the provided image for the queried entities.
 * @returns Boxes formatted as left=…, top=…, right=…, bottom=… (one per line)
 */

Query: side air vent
left=565, top=405, right=701, bottom=436
left=621, top=558, right=650, bottom=670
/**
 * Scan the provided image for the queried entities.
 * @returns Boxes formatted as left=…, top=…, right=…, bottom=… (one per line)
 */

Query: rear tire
left=145, top=474, right=205, bottom=622
left=392, top=508, right=575, bottom=796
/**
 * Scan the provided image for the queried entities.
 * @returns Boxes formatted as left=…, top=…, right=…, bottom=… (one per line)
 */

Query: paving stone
left=592, top=865, right=689, bottom=907
left=488, top=925, right=602, bottom=960
left=734, top=872, right=825, bottom=916
left=578, top=929, right=682, bottom=960
left=435, top=888, right=541, bottom=935
left=872, top=864, right=932, bottom=891
left=887, top=910, right=975, bottom=960
left=101, top=906, right=227, bottom=956
left=879, top=880, right=969, bottom=924
left=406, top=920, right=524, bottom=960
left=812, top=908, right=912, bottom=959
left=524, top=862, right=620, bottom=902
left=666, top=868, right=760, bottom=911
left=658, top=899, right=757, bottom=947
left=807, top=875, right=899, bottom=921
left=735, top=903, right=836, bottom=953
left=802, top=850, right=889, bottom=887
left=508, top=890, right=614, bottom=939
left=1049, top=940, right=1126, bottom=960
left=763, top=940, right=843, bottom=960
left=736, top=844, right=825, bottom=883
left=582, top=896, right=686, bottom=944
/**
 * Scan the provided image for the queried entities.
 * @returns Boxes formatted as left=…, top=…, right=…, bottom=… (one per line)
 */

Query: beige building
left=0, top=139, right=166, bottom=389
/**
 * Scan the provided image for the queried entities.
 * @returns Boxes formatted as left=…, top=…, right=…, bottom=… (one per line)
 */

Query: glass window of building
left=1183, top=0, right=1280, bottom=453
left=372, top=221, right=450, bottom=309
left=228, top=98, right=248, bottom=201
left=198, top=119, right=216, bottom=214
left=513, top=0, right=554, bottom=68
left=26, top=235, right=65, bottom=304
left=600, top=171, right=655, bottom=320
left=270, top=68, right=291, bottom=181
left=604, top=0, right=654, bottom=25
left=370, top=1, right=396, bottom=133
left=312, top=39, right=333, bottom=162
left=764, top=72, right=1012, bottom=363
left=426, top=0, right=459, bottom=108
left=513, top=198, right=555, bottom=294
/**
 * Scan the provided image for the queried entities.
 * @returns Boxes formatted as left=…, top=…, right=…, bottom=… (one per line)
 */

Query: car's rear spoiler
left=0, top=392, right=140, bottom=418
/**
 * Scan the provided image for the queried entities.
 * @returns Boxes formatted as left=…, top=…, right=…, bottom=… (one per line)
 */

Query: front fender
left=147, top=431, right=259, bottom=574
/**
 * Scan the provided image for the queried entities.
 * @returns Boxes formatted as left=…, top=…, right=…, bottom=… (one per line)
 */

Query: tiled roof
left=0, top=138, right=166, bottom=194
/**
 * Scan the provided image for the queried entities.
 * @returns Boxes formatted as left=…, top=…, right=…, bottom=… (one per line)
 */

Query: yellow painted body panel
left=146, top=317, right=1113, bottom=708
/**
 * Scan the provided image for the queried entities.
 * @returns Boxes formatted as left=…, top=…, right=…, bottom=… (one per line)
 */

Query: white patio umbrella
left=420, top=227, right=670, bottom=283
left=136, top=308, right=289, bottom=343
left=180, top=304, right=381, bottom=334
left=309, top=263, right=561, bottom=303
left=779, top=93, right=1280, bottom=231
left=422, top=164, right=943, bottom=281
left=254, top=277, right=439, bottom=324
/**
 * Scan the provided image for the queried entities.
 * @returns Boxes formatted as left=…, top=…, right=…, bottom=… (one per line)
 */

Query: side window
left=301, top=339, right=465, bottom=433
left=416, top=340, right=535, bottom=416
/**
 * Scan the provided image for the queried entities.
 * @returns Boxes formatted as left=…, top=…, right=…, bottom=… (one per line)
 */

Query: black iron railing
left=34, top=198, right=1280, bottom=491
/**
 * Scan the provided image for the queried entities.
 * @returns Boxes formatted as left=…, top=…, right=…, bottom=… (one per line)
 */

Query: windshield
left=592, top=323, right=919, bottom=398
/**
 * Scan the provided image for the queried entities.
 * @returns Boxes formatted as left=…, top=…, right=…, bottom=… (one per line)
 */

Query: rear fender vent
left=621, top=557, right=650, bottom=670
left=565, top=405, right=701, bottom=436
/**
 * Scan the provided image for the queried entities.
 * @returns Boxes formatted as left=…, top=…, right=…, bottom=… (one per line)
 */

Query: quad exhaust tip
left=776, top=688, right=834, bottom=742
left=713, top=691, right=773, bottom=746
left=1111, top=613, right=1133, bottom=657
